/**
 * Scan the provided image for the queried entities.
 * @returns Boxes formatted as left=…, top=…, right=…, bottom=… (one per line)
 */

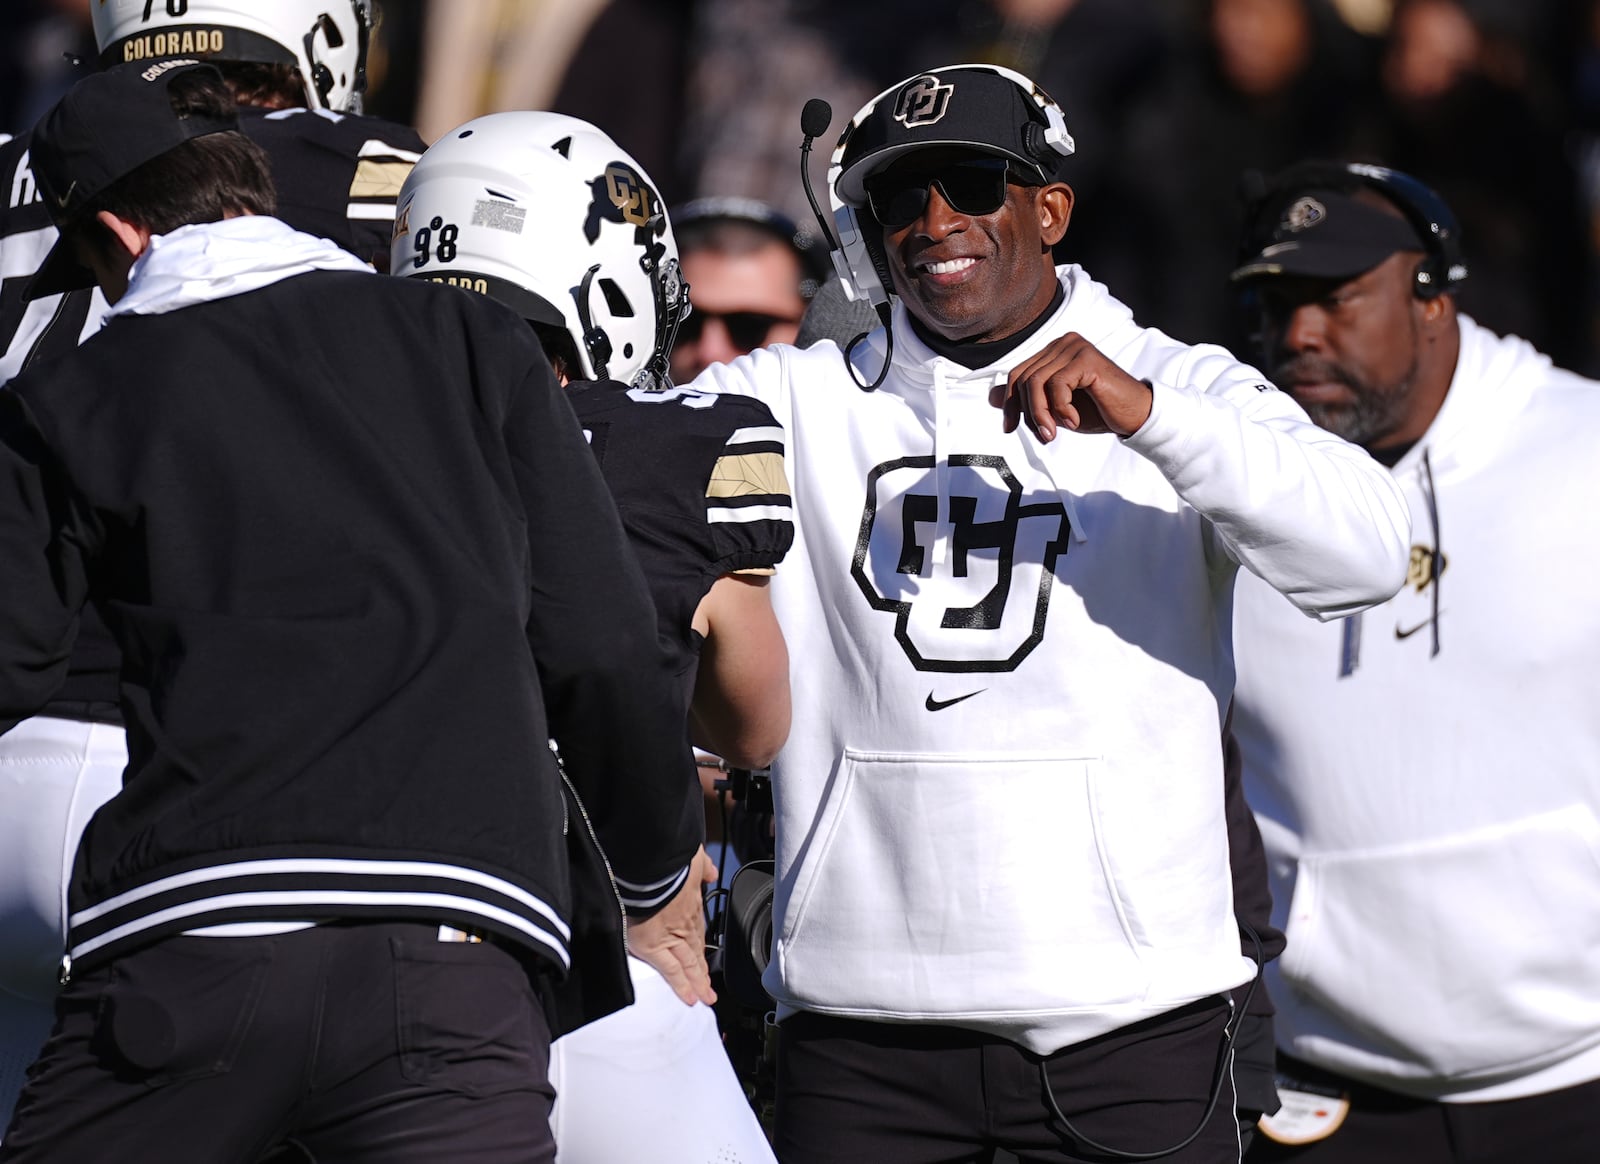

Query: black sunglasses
left=673, top=308, right=797, bottom=352
left=865, top=157, right=1020, bottom=228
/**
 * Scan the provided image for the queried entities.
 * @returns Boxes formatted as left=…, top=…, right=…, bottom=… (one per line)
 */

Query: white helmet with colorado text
left=93, top=0, right=372, bottom=112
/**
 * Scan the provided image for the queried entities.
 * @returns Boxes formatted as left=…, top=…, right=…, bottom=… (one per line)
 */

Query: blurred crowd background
left=8, top=0, right=1600, bottom=375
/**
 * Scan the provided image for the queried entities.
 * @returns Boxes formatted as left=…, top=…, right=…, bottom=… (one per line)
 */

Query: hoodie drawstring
left=1339, top=446, right=1441, bottom=677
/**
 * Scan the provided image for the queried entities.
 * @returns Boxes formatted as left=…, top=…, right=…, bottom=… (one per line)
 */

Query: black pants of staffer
left=775, top=996, right=1242, bottom=1163
left=1246, top=1054, right=1600, bottom=1164
left=0, top=922, right=556, bottom=1163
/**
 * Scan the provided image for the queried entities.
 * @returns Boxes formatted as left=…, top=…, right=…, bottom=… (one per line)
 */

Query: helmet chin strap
left=574, top=263, right=613, bottom=381
left=303, top=14, right=343, bottom=107
left=573, top=238, right=689, bottom=392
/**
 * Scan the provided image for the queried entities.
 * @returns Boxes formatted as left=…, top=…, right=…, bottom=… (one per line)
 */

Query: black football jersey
left=239, top=106, right=424, bottom=270
left=567, top=379, right=794, bottom=682
left=0, top=132, right=94, bottom=383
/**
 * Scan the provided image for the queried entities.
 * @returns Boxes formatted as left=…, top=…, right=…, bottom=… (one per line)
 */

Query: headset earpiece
left=1020, top=91, right=1075, bottom=176
left=1344, top=162, right=1467, bottom=298
left=831, top=204, right=890, bottom=309
left=1412, top=259, right=1446, bottom=300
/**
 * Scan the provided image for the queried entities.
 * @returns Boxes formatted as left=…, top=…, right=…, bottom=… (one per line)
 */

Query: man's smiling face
left=873, top=147, right=1069, bottom=344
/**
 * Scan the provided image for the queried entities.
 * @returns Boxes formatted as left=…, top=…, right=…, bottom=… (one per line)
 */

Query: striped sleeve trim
left=358, top=139, right=423, bottom=163
left=706, top=421, right=791, bottom=532
left=614, top=863, right=691, bottom=914
left=707, top=503, right=791, bottom=524
left=347, top=202, right=402, bottom=221
left=67, top=858, right=570, bottom=969
left=726, top=425, right=784, bottom=447
left=347, top=140, right=419, bottom=223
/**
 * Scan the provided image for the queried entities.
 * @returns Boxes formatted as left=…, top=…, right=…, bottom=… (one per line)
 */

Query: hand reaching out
left=626, top=845, right=719, bottom=1006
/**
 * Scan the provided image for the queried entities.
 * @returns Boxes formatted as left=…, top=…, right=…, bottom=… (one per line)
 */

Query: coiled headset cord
left=1040, top=924, right=1266, bottom=1160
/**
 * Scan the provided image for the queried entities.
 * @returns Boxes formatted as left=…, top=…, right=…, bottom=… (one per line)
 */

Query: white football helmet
left=392, top=111, right=688, bottom=389
left=93, top=0, right=372, bottom=112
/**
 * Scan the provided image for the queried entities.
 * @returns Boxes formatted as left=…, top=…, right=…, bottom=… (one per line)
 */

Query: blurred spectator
left=1562, top=0, right=1600, bottom=367
left=682, top=0, right=878, bottom=226
left=681, top=0, right=1171, bottom=248
left=360, top=0, right=428, bottom=125
left=669, top=196, right=827, bottom=381
left=1347, top=0, right=1589, bottom=369
left=409, top=0, right=691, bottom=189
left=919, top=0, right=1176, bottom=330
left=413, top=0, right=607, bottom=141
left=1107, top=0, right=1377, bottom=350
left=0, top=0, right=94, bottom=136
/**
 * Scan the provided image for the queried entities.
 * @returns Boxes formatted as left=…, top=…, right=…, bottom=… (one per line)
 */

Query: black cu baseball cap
left=833, top=64, right=1075, bottom=208
left=26, top=58, right=238, bottom=299
left=1231, top=187, right=1428, bottom=284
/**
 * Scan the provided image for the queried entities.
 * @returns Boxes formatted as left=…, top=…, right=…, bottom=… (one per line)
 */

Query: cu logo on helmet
left=893, top=75, right=954, bottom=129
left=605, top=165, right=655, bottom=228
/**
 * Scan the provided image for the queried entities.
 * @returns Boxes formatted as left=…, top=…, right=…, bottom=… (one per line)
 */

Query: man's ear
left=1418, top=287, right=1455, bottom=333
left=1038, top=182, right=1074, bottom=247
left=95, top=210, right=153, bottom=261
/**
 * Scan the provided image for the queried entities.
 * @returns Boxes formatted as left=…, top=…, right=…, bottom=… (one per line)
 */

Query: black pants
left=774, top=998, right=1242, bottom=1163
left=1246, top=1055, right=1600, bottom=1164
left=0, top=922, right=556, bottom=1163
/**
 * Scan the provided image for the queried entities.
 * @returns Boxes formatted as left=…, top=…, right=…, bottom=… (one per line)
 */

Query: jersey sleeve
left=0, top=133, right=55, bottom=382
left=700, top=395, right=794, bottom=576
left=245, top=108, right=425, bottom=270
left=342, top=119, right=426, bottom=271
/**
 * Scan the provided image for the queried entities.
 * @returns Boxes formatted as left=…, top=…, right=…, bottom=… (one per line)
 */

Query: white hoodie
left=692, top=265, right=1409, bottom=1054
left=108, top=215, right=372, bottom=319
left=1233, top=316, right=1600, bottom=1101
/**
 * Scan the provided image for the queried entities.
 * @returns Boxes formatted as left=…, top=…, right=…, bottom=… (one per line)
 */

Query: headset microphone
left=799, top=101, right=838, bottom=245
left=799, top=100, right=858, bottom=295
left=799, top=98, right=893, bottom=391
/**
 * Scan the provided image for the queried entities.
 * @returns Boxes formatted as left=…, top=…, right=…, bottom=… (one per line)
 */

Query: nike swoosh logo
left=925, top=690, right=984, bottom=712
left=1394, top=620, right=1433, bottom=640
left=50, top=180, right=77, bottom=209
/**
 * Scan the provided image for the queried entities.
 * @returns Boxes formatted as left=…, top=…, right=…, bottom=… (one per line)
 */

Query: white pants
left=549, top=954, right=775, bottom=1163
left=0, top=717, right=126, bottom=1136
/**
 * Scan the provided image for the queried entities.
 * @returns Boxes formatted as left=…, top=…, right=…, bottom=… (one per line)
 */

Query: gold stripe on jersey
left=349, top=159, right=416, bottom=203
left=706, top=452, right=789, bottom=500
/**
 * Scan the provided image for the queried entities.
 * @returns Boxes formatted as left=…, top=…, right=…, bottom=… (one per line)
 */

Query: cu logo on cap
left=1281, top=196, right=1326, bottom=233
left=893, top=75, right=954, bottom=129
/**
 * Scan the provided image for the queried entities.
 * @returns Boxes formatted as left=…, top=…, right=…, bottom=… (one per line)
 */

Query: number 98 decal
left=413, top=217, right=460, bottom=268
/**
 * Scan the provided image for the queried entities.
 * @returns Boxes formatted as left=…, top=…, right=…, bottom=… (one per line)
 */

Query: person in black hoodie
left=0, top=60, right=703, bottom=1164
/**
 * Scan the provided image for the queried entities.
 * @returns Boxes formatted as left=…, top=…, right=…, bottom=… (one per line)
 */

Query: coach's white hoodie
left=692, top=265, right=1409, bottom=1055
left=1233, top=315, right=1600, bottom=1100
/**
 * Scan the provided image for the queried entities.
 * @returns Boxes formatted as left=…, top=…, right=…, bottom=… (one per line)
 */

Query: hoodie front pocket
left=776, top=748, right=1149, bottom=1017
left=1281, top=805, right=1600, bottom=1080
